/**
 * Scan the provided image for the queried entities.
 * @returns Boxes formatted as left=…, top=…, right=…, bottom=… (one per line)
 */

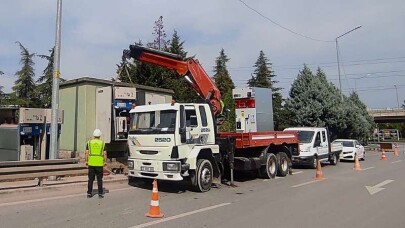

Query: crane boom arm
left=123, top=45, right=222, bottom=116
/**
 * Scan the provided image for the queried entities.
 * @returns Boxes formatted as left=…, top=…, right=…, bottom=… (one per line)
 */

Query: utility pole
left=336, top=25, right=362, bottom=101
left=50, top=0, right=62, bottom=160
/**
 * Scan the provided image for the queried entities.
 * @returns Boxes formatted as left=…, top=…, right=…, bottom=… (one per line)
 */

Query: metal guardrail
left=0, top=159, right=87, bottom=186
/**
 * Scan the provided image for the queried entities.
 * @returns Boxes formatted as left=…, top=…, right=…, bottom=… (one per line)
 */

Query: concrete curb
left=0, top=176, right=128, bottom=195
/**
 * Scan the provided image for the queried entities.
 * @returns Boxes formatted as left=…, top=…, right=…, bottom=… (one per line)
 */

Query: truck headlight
left=163, top=162, right=180, bottom=172
left=128, top=160, right=134, bottom=169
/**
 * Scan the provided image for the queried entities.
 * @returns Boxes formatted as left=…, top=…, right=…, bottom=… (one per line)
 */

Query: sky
left=1, top=0, right=405, bottom=109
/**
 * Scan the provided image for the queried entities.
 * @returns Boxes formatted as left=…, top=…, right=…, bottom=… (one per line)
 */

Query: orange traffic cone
left=353, top=154, right=362, bottom=171
left=145, top=180, right=164, bottom=218
left=315, top=159, right=324, bottom=180
left=394, top=147, right=399, bottom=157
left=381, top=150, right=387, bottom=161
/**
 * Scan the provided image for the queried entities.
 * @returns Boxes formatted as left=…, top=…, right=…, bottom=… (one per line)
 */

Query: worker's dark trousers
left=87, top=166, right=103, bottom=195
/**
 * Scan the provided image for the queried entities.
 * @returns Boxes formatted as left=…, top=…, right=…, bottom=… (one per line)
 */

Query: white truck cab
left=127, top=103, right=221, bottom=192
left=284, top=127, right=342, bottom=168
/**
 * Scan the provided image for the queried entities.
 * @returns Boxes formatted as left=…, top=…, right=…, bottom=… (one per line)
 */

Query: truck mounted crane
left=123, top=44, right=299, bottom=192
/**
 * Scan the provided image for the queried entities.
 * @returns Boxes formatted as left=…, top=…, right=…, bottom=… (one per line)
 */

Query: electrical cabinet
left=114, top=87, right=136, bottom=99
left=45, top=109, right=64, bottom=124
left=233, top=87, right=274, bottom=133
left=19, top=108, right=45, bottom=124
left=96, top=86, right=136, bottom=143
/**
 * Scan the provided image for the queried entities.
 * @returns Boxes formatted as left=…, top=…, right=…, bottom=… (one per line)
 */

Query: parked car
left=333, top=139, right=365, bottom=161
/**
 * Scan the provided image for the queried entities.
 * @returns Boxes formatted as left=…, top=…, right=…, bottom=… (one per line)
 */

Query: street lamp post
left=336, top=25, right=362, bottom=100
left=50, top=0, right=62, bottom=160
left=394, top=85, right=399, bottom=108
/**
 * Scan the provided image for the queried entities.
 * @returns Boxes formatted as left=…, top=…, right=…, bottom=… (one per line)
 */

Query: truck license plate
left=141, top=166, right=154, bottom=172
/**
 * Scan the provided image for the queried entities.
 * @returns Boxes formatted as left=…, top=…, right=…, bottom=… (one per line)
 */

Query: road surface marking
left=365, top=179, right=394, bottom=195
left=361, top=167, right=375, bottom=171
left=264, top=171, right=304, bottom=181
left=292, top=171, right=303, bottom=175
left=392, top=160, right=402, bottom=164
left=0, top=187, right=133, bottom=207
left=129, top=202, right=231, bottom=228
left=291, top=179, right=321, bottom=188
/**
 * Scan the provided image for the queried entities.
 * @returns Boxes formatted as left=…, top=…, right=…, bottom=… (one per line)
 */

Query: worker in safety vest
left=85, top=129, right=107, bottom=198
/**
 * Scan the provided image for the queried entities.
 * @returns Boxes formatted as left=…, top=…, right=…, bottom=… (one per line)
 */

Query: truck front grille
left=140, top=150, right=158, bottom=155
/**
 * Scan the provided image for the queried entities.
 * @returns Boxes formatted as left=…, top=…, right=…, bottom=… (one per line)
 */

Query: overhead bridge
left=368, top=108, right=405, bottom=123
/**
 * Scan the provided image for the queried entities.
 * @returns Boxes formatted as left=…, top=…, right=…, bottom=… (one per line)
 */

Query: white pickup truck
left=284, top=127, right=343, bottom=168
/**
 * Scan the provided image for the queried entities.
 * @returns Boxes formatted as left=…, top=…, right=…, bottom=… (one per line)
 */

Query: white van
left=284, top=127, right=343, bottom=168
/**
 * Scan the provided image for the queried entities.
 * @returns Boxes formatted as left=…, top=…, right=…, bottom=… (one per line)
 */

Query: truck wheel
left=260, top=153, right=277, bottom=179
left=277, top=152, right=289, bottom=177
left=330, top=153, right=338, bottom=166
left=311, top=156, right=318, bottom=169
left=191, top=159, right=213, bottom=192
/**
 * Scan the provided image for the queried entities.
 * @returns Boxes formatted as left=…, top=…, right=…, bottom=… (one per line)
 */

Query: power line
left=238, top=0, right=334, bottom=43
left=226, top=56, right=405, bottom=71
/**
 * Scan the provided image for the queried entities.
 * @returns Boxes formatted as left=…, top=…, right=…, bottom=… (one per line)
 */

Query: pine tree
left=148, top=16, right=169, bottom=50
left=212, top=49, right=234, bottom=95
left=37, top=47, right=54, bottom=108
left=13, top=41, right=37, bottom=107
left=248, top=51, right=284, bottom=130
left=347, top=92, right=374, bottom=142
left=212, top=49, right=235, bottom=131
left=165, top=30, right=199, bottom=103
left=0, top=71, right=3, bottom=96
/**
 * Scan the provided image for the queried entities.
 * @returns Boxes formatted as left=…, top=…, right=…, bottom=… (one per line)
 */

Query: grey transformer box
left=232, top=87, right=274, bottom=133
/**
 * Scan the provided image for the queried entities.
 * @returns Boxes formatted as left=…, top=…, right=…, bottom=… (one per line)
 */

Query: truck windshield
left=297, top=131, right=315, bottom=143
left=129, top=110, right=176, bottom=134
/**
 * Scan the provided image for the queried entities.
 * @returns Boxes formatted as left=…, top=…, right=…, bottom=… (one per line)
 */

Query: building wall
left=59, top=79, right=173, bottom=154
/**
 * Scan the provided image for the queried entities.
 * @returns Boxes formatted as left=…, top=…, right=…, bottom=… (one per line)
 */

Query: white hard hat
left=93, top=129, right=102, bottom=137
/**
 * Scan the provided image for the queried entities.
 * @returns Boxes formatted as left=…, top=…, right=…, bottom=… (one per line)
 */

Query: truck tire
left=277, top=152, right=289, bottom=177
left=260, top=153, right=277, bottom=179
left=191, top=159, right=213, bottom=192
left=311, top=155, right=318, bottom=169
left=329, top=153, right=338, bottom=166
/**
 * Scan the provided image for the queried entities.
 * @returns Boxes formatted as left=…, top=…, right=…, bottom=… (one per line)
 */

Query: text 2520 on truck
left=123, top=45, right=300, bottom=192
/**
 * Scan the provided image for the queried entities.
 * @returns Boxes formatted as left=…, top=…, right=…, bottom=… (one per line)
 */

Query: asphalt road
left=1, top=147, right=405, bottom=228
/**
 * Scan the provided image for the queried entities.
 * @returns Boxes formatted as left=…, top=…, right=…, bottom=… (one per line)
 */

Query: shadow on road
left=128, top=178, right=191, bottom=194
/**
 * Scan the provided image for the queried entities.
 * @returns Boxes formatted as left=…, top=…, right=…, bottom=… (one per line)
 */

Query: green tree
left=37, top=47, right=59, bottom=108
left=117, top=40, right=142, bottom=84
left=248, top=50, right=284, bottom=130
left=212, top=49, right=234, bottom=95
left=148, top=16, right=169, bottom=50
left=212, top=49, right=235, bottom=131
left=13, top=42, right=37, bottom=107
left=285, top=65, right=346, bottom=138
left=164, top=30, right=199, bottom=103
left=133, top=17, right=171, bottom=89
left=0, top=71, right=3, bottom=96
left=346, top=92, right=374, bottom=142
